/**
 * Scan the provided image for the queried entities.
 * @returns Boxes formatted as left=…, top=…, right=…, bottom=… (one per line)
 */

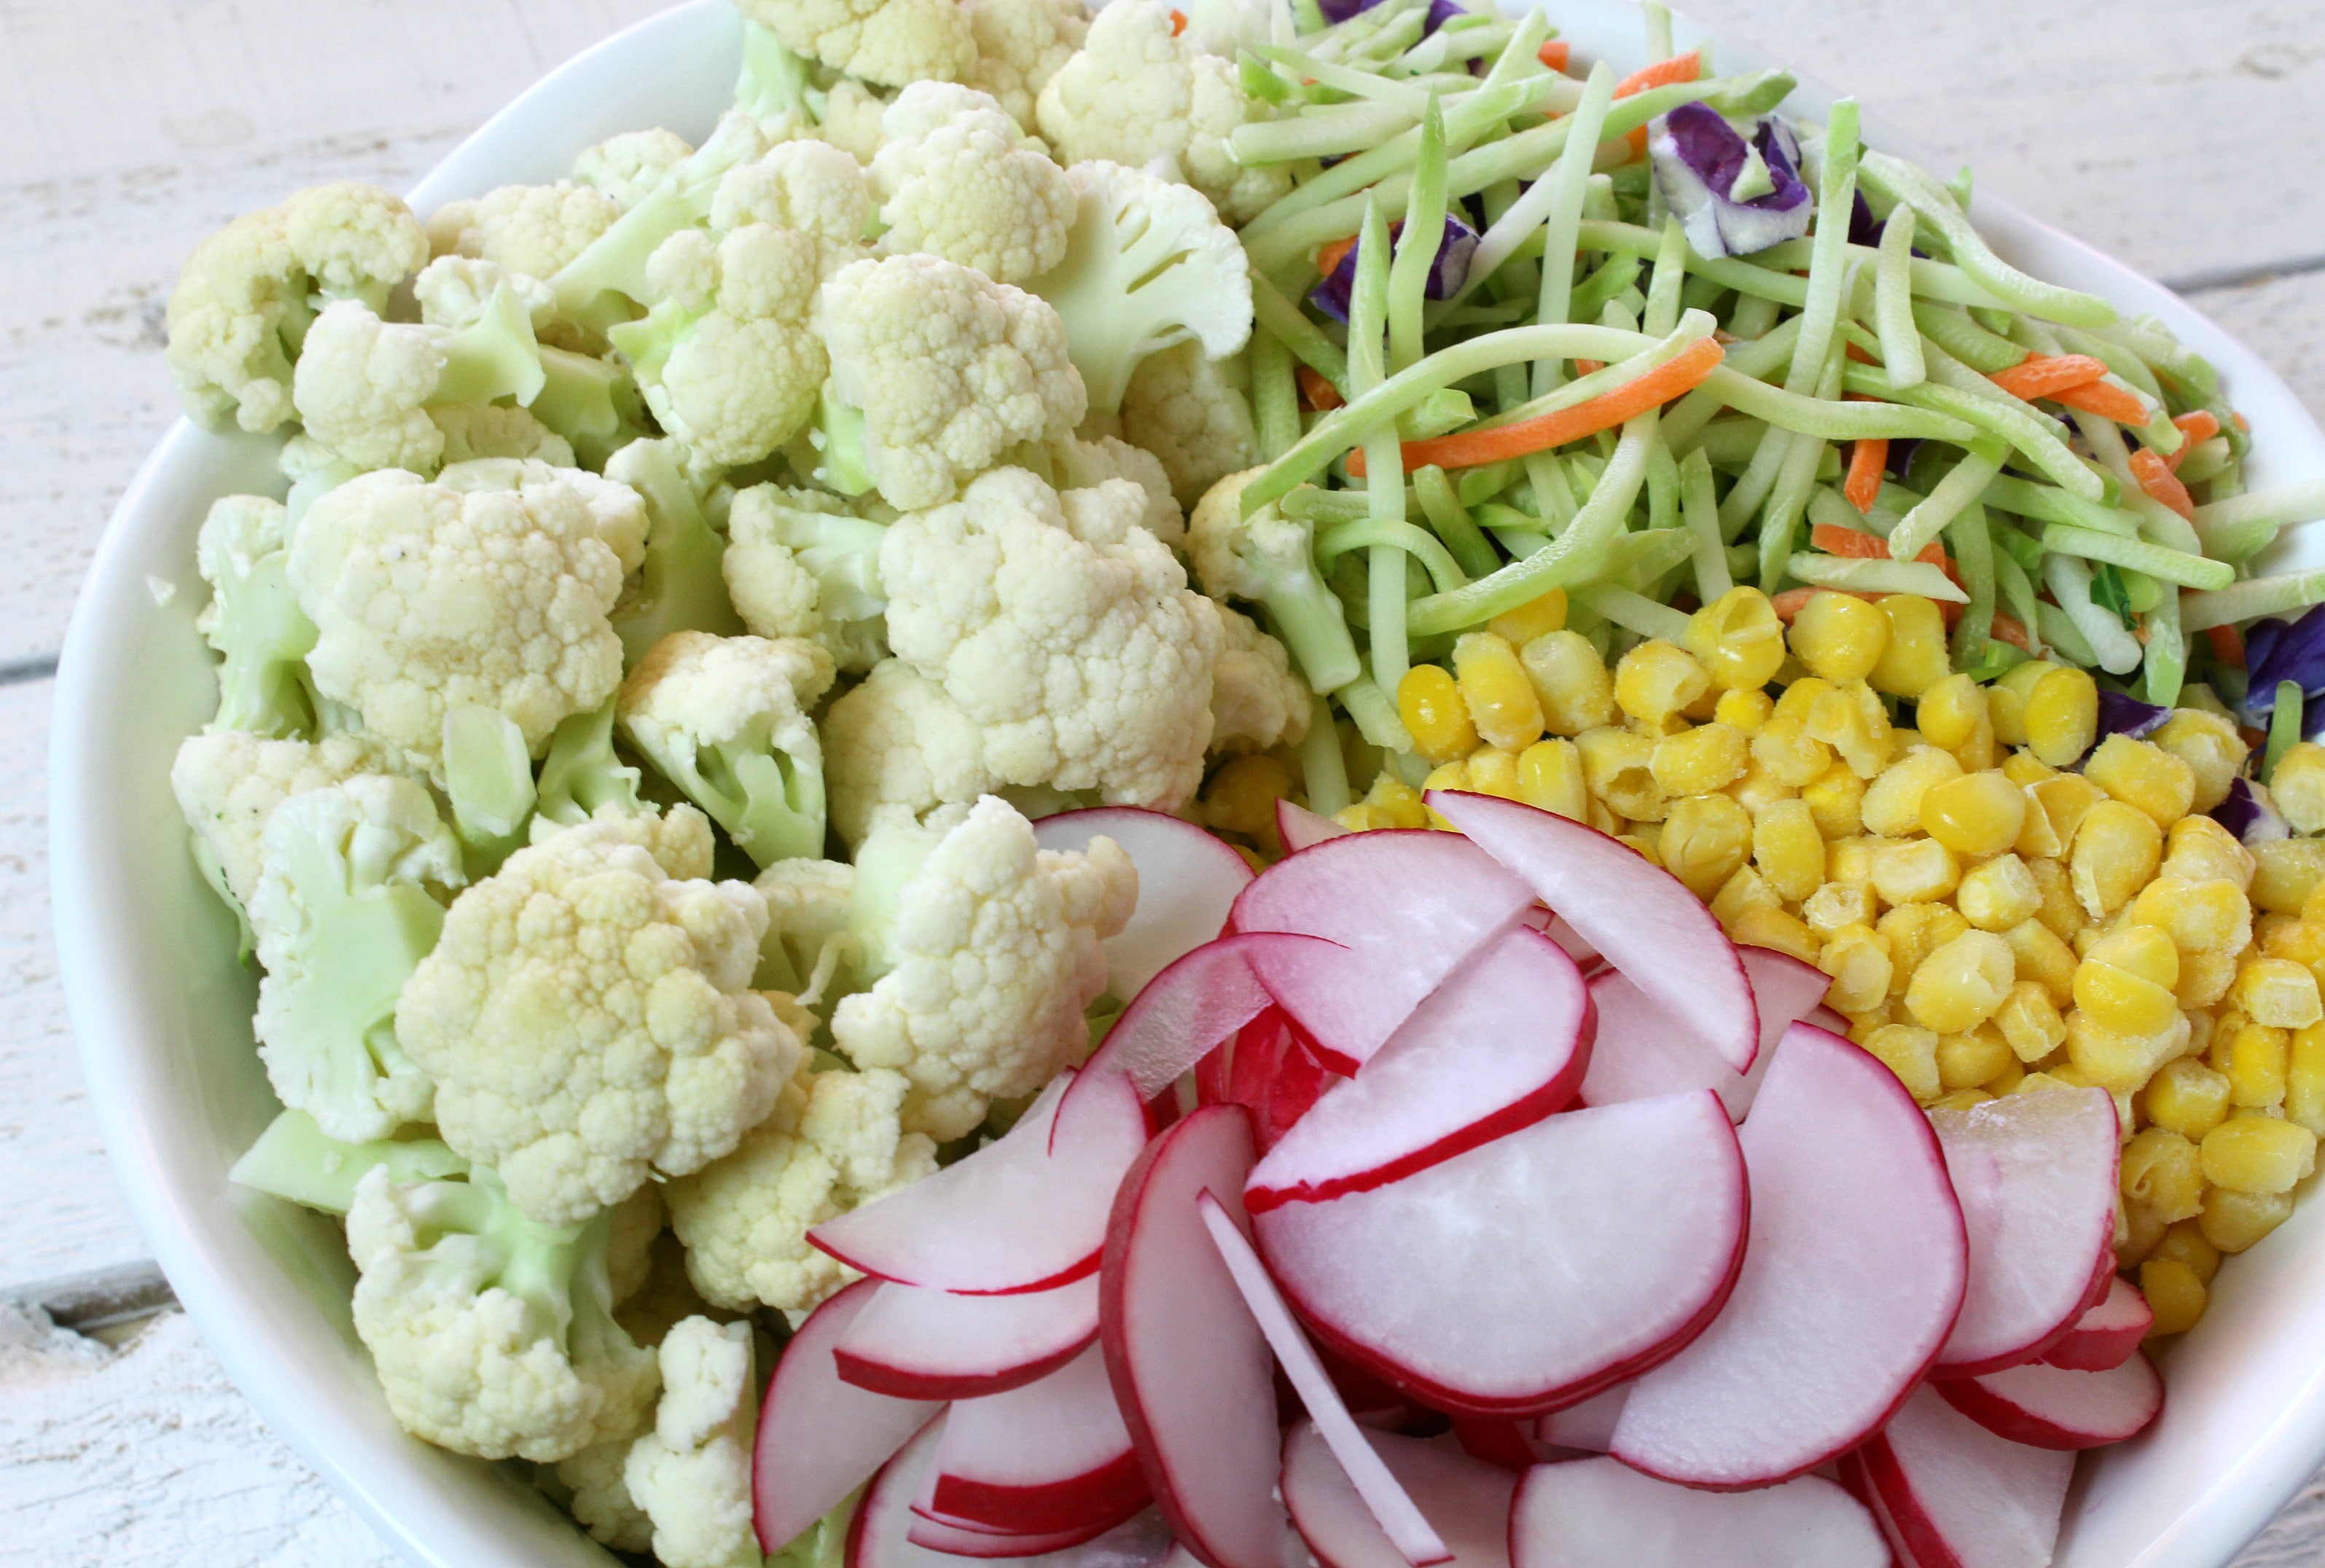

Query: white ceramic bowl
left=50, top=4, right=2325, bottom=1565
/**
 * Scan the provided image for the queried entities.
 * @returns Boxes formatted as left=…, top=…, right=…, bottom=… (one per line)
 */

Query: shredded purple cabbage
left=1308, top=213, right=1481, bottom=324
left=2246, top=603, right=2325, bottom=720
left=1848, top=191, right=1881, bottom=248
left=1318, top=0, right=1461, bottom=32
left=1426, top=0, right=1464, bottom=34
left=1649, top=104, right=1814, bottom=259
left=1884, top=438, right=1923, bottom=479
left=2095, top=688, right=2170, bottom=742
left=2213, top=777, right=2291, bottom=847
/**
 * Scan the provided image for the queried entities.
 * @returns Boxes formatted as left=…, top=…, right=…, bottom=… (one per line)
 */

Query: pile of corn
left=1202, top=584, right=2325, bottom=1345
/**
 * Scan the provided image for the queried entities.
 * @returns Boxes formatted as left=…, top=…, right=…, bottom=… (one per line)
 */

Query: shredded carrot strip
left=1845, top=341, right=1880, bottom=366
left=2166, top=409, right=2223, bottom=473
left=2128, top=446, right=2196, bottom=521
left=2047, top=378, right=2151, bottom=426
left=1617, top=52, right=1700, bottom=155
left=1990, top=612, right=2033, bottom=654
left=2235, top=412, right=2251, bottom=433
left=1170, top=9, right=1187, bottom=33
left=1316, top=236, right=1358, bottom=276
left=1573, top=358, right=1606, bottom=375
left=1297, top=365, right=1343, bottom=412
left=1844, top=438, right=1888, bottom=513
left=2204, top=624, right=2246, bottom=668
left=1988, top=353, right=2109, bottom=401
left=1770, top=588, right=1819, bottom=622
left=1807, top=523, right=1961, bottom=587
left=1538, top=39, right=1571, bottom=71
left=1345, top=335, right=1723, bottom=475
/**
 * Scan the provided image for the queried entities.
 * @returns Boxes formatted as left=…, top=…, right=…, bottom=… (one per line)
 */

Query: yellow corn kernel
left=1995, top=980, right=2068, bottom=1062
left=2152, top=708, right=2251, bottom=813
left=1922, top=772, right=2029, bottom=857
left=2084, top=734, right=2198, bottom=828
left=1821, top=924, right=1896, bottom=1014
left=2065, top=1008, right=2189, bottom=1093
left=1680, top=683, right=1724, bottom=724
left=1990, top=659, right=2058, bottom=748
left=2130, top=876, right=2252, bottom=956
left=2222, top=1022, right=2290, bottom=1108
left=2028, top=857, right=2087, bottom=942
left=1773, top=675, right=1834, bottom=724
left=1399, top=665, right=1478, bottom=764
left=1660, top=793, right=1756, bottom=898
left=2148, top=1054, right=2232, bottom=1138
left=1714, top=687, right=1775, bottom=733
left=1861, top=747, right=1965, bottom=837
left=1652, top=723, right=1749, bottom=798
left=2004, top=919, right=2079, bottom=1006
left=1725, top=761, right=1800, bottom=817
left=1805, top=879, right=1878, bottom=936
left=1617, top=832, right=1664, bottom=867
left=1846, top=1006, right=1895, bottom=1043
left=1361, top=775, right=1429, bottom=830
left=2087, top=924, right=2181, bottom=989
left=2274, top=745, right=2325, bottom=835
left=1806, top=681, right=1897, bottom=779
left=1711, top=866, right=1782, bottom=928
left=1931, top=1088, right=1994, bottom=1112
left=2122, top=1126, right=2208, bottom=1223
left=1907, top=930, right=2016, bottom=1033
left=1937, top=1027, right=2015, bottom=1091
left=1987, top=1058, right=2027, bottom=1094
left=1422, top=761, right=1470, bottom=796
left=1520, top=630, right=1615, bottom=737
left=1487, top=588, right=1568, bottom=646
left=2289, top=1022, right=2325, bottom=1136
left=1332, top=802, right=1393, bottom=831
left=1202, top=753, right=1296, bottom=852
left=2162, top=815, right=2256, bottom=890
left=2140, top=1258, right=2208, bottom=1334
left=2202, top=1115, right=2318, bottom=1194
left=2255, top=912, right=2302, bottom=955
left=1800, top=761, right=1867, bottom=839
left=1864, top=1022, right=1944, bottom=1102
left=1464, top=745, right=1523, bottom=801
left=1452, top=632, right=1547, bottom=753
left=1880, top=903, right=1972, bottom=995
left=1687, top=586, right=1789, bottom=691
left=1516, top=739, right=1588, bottom=820
left=1731, top=905, right=1821, bottom=965
left=1752, top=799, right=1824, bottom=903
left=2025, top=665, right=2101, bottom=767
left=1869, top=595, right=1950, bottom=699
left=2262, top=917, right=2325, bottom=982
left=2119, top=1197, right=2169, bottom=1268
left=2178, top=949, right=2239, bottom=1010
left=1751, top=716, right=1834, bottom=789
left=1957, top=854, right=2041, bottom=933
left=2016, top=773, right=2105, bottom=861
left=2203, top=1186, right=2296, bottom=1253
left=1588, top=799, right=1619, bottom=836
left=2074, top=963, right=2181, bottom=1041
left=2254, top=839, right=2325, bottom=915
left=1575, top=725, right=1666, bottom=823
left=2154, top=1219, right=2222, bottom=1285
left=1826, top=836, right=1883, bottom=885
left=1952, top=712, right=2000, bottom=774
left=1871, top=837, right=1962, bottom=906
left=2070, top=801, right=2164, bottom=920
left=1915, top=673, right=1988, bottom=751
left=2001, top=749, right=2057, bottom=788
left=2234, top=955, right=2324, bottom=1030
left=2188, top=1008, right=2219, bottom=1062
left=1614, top=640, right=1711, bottom=726
left=1788, top=591, right=1891, bottom=684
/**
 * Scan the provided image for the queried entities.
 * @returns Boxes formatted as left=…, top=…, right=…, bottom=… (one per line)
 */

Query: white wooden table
left=3, top=0, right=2322, bottom=1559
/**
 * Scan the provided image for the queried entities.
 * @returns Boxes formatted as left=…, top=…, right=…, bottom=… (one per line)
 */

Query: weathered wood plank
left=2189, top=269, right=2325, bottom=427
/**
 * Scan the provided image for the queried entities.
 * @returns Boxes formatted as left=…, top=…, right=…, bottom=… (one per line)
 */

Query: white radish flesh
left=1427, top=791, right=1757, bottom=1072
left=1936, top=1352, right=2163, bottom=1449
left=932, top=1342, right=1149, bottom=1533
left=1076, top=933, right=1340, bottom=1106
left=834, top=1277, right=1099, bottom=1401
left=1611, top=1024, right=1967, bottom=1487
left=1244, top=926, right=1591, bottom=1210
left=861, top=1420, right=1154, bottom=1564
left=1279, top=1422, right=1513, bottom=1568
left=1277, top=799, right=1349, bottom=852
left=1035, top=807, right=1253, bottom=998
left=1533, top=1384, right=1629, bottom=1454
left=1231, top=829, right=1536, bottom=1073
left=1579, top=946, right=1829, bottom=1121
left=1253, top=1091, right=1746, bottom=1415
left=2041, top=1277, right=2153, bottom=1372
left=1856, top=1386, right=2074, bottom=1568
left=1508, top=1457, right=1889, bottom=1568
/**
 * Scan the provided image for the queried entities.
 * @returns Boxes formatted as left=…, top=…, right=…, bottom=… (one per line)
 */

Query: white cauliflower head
left=753, top=857, right=860, bottom=1002
left=964, top=0, right=1088, bottom=129
left=738, top=0, right=975, bottom=87
left=722, top=485, right=891, bottom=674
left=818, top=81, right=895, bottom=163
left=869, top=82, right=1076, bottom=284
left=824, top=659, right=1001, bottom=845
left=429, top=181, right=621, bottom=280
left=572, top=128, right=698, bottom=210
left=289, top=289, right=546, bottom=474
left=623, top=1317, right=762, bottom=1568
left=171, top=729, right=407, bottom=909
left=1210, top=605, right=1311, bottom=756
left=555, top=1436, right=653, bottom=1553
left=1050, top=431, right=1184, bottom=547
left=1122, top=339, right=1259, bottom=508
left=714, top=138, right=874, bottom=252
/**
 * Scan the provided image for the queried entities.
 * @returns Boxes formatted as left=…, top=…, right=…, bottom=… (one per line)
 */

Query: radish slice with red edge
left=932, top=1342, right=1149, bottom=1533
left=1243, top=925, right=1590, bottom=1210
left=1427, top=791, right=1758, bottom=1072
left=1534, top=1384, right=1628, bottom=1454
left=1277, top=799, right=1348, bottom=853
left=834, top=1277, right=1099, bottom=1401
left=1101, top=1105, right=1302, bottom=1568
left=1579, top=946, right=1828, bottom=1121
left=1929, top=1087, right=2122, bottom=1376
left=1197, top=1191, right=1450, bottom=1567
left=757, top=1279, right=940, bottom=1552
left=1935, top=1352, right=2163, bottom=1449
left=1611, top=1024, right=1967, bottom=1488
left=2042, top=1276, right=2152, bottom=1371
left=1197, top=1007, right=1345, bottom=1151
left=1509, top=1456, right=1889, bottom=1568
left=1279, top=1422, right=1512, bottom=1568
left=1074, top=932, right=1344, bottom=1107
left=1805, top=1004, right=1848, bottom=1033
left=1034, top=807, right=1253, bottom=999
left=1854, top=1385, right=2074, bottom=1568
left=1447, top=1417, right=1555, bottom=1472
left=1231, top=828, right=1536, bottom=1073
left=811, top=1069, right=1146, bottom=1295
left=1252, top=1091, right=1746, bottom=1416
left=862, top=1419, right=1167, bottom=1564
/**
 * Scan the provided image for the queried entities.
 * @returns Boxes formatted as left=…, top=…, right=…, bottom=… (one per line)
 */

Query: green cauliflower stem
left=536, top=699, right=646, bottom=829
left=722, top=483, right=891, bottom=673
left=1187, top=466, right=1361, bottom=696
left=229, top=1107, right=468, bottom=1215
left=606, top=439, right=746, bottom=665
left=193, top=494, right=322, bottom=739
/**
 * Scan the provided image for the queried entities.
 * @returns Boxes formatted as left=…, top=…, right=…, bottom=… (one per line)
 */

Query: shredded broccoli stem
left=1251, top=267, right=1349, bottom=395
left=1912, top=301, right=2023, bottom=374
left=2182, top=572, right=2325, bottom=632
left=2266, top=682, right=2306, bottom=783
left=1891, top=438, right=2007, bottom=562
left=2144, top=587, right=2187, bottom=707
left=1676, top=447, right=1730, bottom=602
left=1235, top=103, right=1419, bottom=166
left=1757, top=342, right=1846, bottom=590
left=2066, top=409, right=2206, bottom=554
left=1990, top=537, right=2044, bottom=657
left=1786, top=554, right=1968, bottom=603
left=1859, top=150, right=2118, bottom=329
left=2195, top=479, right=2325, bottom=532
left=1980, top=474, right=2141, bottom=538
left=1875, top=208, right=1926, bottom=390
left=1252, top=329, right=1302, bottom=461
left=1299, top=692, right=1353, bottom=815
left=1575, top=581, right=1690, bottom=642
left=1317, top=519, right=1469, bottom=590
left=1414, top=465, right=1501, bottom=578
left=1346, top=197, right=1410, bottom=691
left=1663, top=318, right=1800, bottom=447
left=2036, top=523, right=2233, bottom=592
left=2043, top=552, right=2141, bottom=674
left=1389, top=97, right=1450, bottom=375
left=1340, top=671, right=1416, bottom=751
left=1846, top=360, right=2101, bottom=501
left=1531, top=62, right=1617, bottom=397
left=1642, top=218, right=1689, bottom=339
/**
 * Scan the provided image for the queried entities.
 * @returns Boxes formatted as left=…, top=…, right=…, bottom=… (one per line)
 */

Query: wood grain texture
left=2190, top=270, right=2325, bottom=426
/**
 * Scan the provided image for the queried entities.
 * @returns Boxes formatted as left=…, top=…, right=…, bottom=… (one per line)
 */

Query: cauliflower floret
left=1036, top=0, right=1289, bottom=223
left=819, top=80, right=894, bottom=163
left=869, top=82, right=1075, bottom=285
left=289, top=289, right=546, bottom=474
left=1051, top=431, right=1183, bottom=547
left=831, top=796, right=1134, bottom=1137
left=288, top=466, right=646, bottom=775
left=722, top=484, right=891, bottom=673
left=1122, top=339, right=1259, bottom=509
left=428, top=181, right=621, bottom=280
left=669, top=1057, right=937, bottom=1312
left=574, top=129, right=697, bottom=210
left=171, top=730, right=406, bottom=909
left=1210, top=605, right=1311, bottom=756
left=714, top=137, right=874, bottom=254
left=1187, top=466, right=1361, bottom=697
left=624, top=1317, right=762, bottom=1568
left=964, top=0, right=1087, bottom=130
left=738, top=0, right=974, bottom=88
left=880, top=465, right=1222, bottom=807
left=816, top=253, right=1086, bottom=511
left=824, top=660, right=1000, bottom=845
left=556, top=1437, right=653, bottom=1553
left=429, top=403, right=577, bottom=467
left=753, top=857, right=860, bottom=1001
left=192, top=493, right=324, bottom=738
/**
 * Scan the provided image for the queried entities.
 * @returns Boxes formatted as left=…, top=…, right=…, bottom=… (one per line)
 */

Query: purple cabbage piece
left=1425, top=0, right=1464, bottom=34
left=1649, top=103, right=1814, bottom=259
left=2095, top=688, right=2170, bottom=742
left=2246, top=603, right=2325, bottom=718
left=1884, top=438, right=1923, bottom=479
left=1849, top=191, right=1881, bottom=248
left=1318, top=0, right=1461, bottom=32
left=2213, top=776, right=2291, bottom=847
left=1308, top=213, right=1481, bottom=324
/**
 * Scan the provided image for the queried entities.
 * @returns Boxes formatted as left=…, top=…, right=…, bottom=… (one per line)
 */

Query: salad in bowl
left=65, top=0, right=2325, bottom=1563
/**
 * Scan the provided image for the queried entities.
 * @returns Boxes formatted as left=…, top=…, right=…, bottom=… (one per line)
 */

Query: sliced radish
left=1231, top=829, right=1536, bottom=1073
left=1428, top=791, right=1757, bottom=1073
left=1036, top=807, right=1253, bottom=998
left=757, top=1279, right=941, bottom=1552
left=1277, top=799, right=1349, bottom=852
left=1252, top=1091, right=1746, bottom=1416
left=835, top=1277, right=1099, bottom=1401
left=1200, top=1006, right=1345, bottom=1150
left=1280, top=1422, right=1513, bottom=1568
left=2042, top=1277, right=2152, bottom=1372
left=1542, top=915, right=1600, bottom=970
left=932, top=1342, right=1149, bottom=1533
left=1856, top=1386, right=2075, bottom=1568
left=1936, top=1352, right=2163, bottom=1450
left=811, top=1068, right=1148, bottom=1296
left=1805, top=1004, right=1849, bottom=1033
left=861, top=1420, right=1134, bottom=1563
left=1447, top=1417, right=1555, bottom=1471
left=1579, top=946, right=1829, bottom=1122
left=1509, top=1457, right=1888, bottom=1568
left=1929, top=1087, right=2122, bottom=1376
left=1739, top=946, right=1834, bottom=1040
left=1198, top=1192, right=1449, bottom=1567
left=1245, top=926, right=1590, bottom=1211
left=1076, top=933, right=1343, bottom=1106
left=1610, top=1024, right=1967, bottom=1488
left=1100, top=1105, right=1300, bottom=1568
left=1533, top=1384, right=1628, bottom=1454
left=905, top=1510, right=1120, bottom=1559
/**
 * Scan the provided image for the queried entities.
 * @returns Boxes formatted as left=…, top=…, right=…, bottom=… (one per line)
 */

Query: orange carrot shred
left=1808, top=523, right=1959, bottom=586
left=1344, top=336, right=1723, bottom=476
left=1574, top=358, right=1606, bottom=375
left=1614, top=52, right=1699, bottom=157
left=1538, top=39, right=1571, bottom=71
left=2204, top=624, right=2246, bottom=668
left=1844, top=342, right=1879, bottom=366
left=1170, top=9, right=1187, bottom=33
left=1316, top=236, right=1358, bottom=277
left=1988, top=353, right=2109, bottom=402
left=2128, top=447, right=2196, bottom=520
left=2165, top=410, right=2222, bottom=473
left=1990, top=613, right=2033, bottom=654
left=2047, top=379, right=2151, bottom=426
left=1297, top=365, right=1343, bottom=412
left=1844, top=438, right=1888, bottom=513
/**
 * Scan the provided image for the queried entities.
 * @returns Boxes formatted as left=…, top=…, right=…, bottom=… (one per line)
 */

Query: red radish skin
left=1856, top=1386, right=2074, bottom=1568
left=2042, top=1277, right=2153, bottom=1372
left=1279, top=1423, right=1515, bottom=1568
left=810, top=1069, right=1148, bottom=1295
left=1252, top=1091, right=1747, bottom=1416
left=1200, top=1007, right=1345, bottom=1150
left=1447, top=1416, right=1554, bottom=1471
left=932, top=1342, right=1150, bottom=1533
left=906, top=1513, right=1127, bottom=1559
left=1101, top=1105, right=1302, bottom=1568
left=1231, top=829, right=1536, bottom=1073
left=757, top=1280, right=941, bottom=1551
left=834, top=1277, right=1099, bottom=1401
left=1611, top=1025, right=1967, bottom=1489
left=1073, top=933, right=1344, bottom=1108
left=1929, top=1089, right=2122, bottom=1376
left=1277, top=799, right=1349, bottom=852
left=1034, top=807, right=1254, bottom=998
left=1533, top=1384, right=1629, bottom=1454
left=1244, top=926, right=1591, bottom=1211
left=1509, top=1457, right=1889, bottom=1568
left=859, top=1420, right=1144, bottom=1562
left=1935, top=1353, right=2164, bottom=1450
left=1805, top=1004, right=1850, bottom=1033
